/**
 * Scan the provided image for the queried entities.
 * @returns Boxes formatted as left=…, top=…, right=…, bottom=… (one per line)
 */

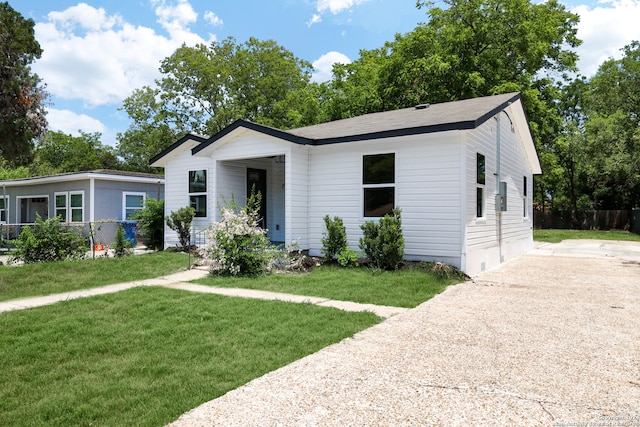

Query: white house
left=150, top=92, right=541, bottom=276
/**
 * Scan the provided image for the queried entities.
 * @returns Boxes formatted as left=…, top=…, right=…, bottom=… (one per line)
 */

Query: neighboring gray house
left=151, top=92, right=541, bottom=276
left=0, top=170, right=164, bottom=225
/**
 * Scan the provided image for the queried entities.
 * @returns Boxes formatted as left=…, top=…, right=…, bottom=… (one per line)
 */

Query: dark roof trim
left=312, top=121, right=475, bottom=145
left=149, top=132, right=209, bottom=165
left=191, top=119, right=313, bottom=155
left=174, top=93, right=523, bottom=156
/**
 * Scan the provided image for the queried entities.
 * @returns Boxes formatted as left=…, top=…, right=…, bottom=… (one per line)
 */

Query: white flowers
left=203, top=206, right=272, bottom=276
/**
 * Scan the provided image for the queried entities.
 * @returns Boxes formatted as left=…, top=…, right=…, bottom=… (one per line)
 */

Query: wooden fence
left=534, top=210, right=636, bottom=231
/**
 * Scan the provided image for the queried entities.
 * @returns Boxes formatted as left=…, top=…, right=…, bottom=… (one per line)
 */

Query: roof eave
left=192, top=120, right=313, bottom=156
left=149, top=133, right=209, bottom=167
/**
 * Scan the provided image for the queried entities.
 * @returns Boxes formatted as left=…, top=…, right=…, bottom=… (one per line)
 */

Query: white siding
left=163, top=150, right=211, bottom=248
left=288, top=144, right=309, bottom=248
left=307, top=133, right=464, bottom=267
left=464, top=112, right=534, bottom=275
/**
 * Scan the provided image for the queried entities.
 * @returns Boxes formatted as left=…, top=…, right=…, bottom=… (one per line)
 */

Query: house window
left=189, top=170, right=207, bottom=217
left=476, top=153, right=485, bottom=218
left=523, top=176, right=528, bottom=218
left=123, top=192, right=146, bottom=220
left=55, top=191, right=84, bottom=222
left=363, top=153, right=395, bottom=217
left=0, top=197, right=7, bottom=223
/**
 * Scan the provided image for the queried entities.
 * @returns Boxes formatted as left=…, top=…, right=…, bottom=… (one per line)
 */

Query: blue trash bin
left=121, top=221, right=137, bottom=247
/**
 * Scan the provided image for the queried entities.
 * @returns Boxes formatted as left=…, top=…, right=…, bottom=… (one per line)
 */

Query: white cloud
left=46, top=109, right=107, bottom=135
left=312, top=51, right=351, bottom=82
left=573, top=0, right=640, bottom=76
left=307, top=0, right=369, bottom=27
left=32, top=2, right=215, bottom=107
left=307, top=14, right=322, bottom=27
left=153, top=0, right=203, bottom=44
left=316, top=0, right=370, bottom=14
left=204, top=11, right=223, bottom=27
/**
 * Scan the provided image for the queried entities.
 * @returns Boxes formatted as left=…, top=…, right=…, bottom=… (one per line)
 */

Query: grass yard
left=194, top=264, right=464, bottom=308
left=0, top=286, right=380, bottom=427
left=0, top=252, right=190, bottom=302
left=533, top=229, right=640, bottom=243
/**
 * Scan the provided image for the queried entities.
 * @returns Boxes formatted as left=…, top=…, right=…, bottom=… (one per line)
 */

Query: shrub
left=321, top=215, right=348, bottom=260
left=166, top=206, right=195, bottom=250
left=113, top=223, right=133, bottom=257
left=430, top=261, right=465, bottom=280
left=12, top=214, right=88, bottom=264
left=337, top=247, right=359, bottom=268
left=131, top=198, right=164, bottom=250
left=359, top=208, right=404, bottom=270
left=204, top=192, right=275, bottom=276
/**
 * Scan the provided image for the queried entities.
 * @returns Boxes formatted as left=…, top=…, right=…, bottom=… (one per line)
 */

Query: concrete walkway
left=168, top=240, right=640, bottom=427
left=0, top=267, right=408, bottom=318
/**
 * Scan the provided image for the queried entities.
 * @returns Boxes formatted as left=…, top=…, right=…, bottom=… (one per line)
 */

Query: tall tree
left=34, top=131, right=120, bottom=174
left=0, top=2, right=48, bottom=166
left=117, top=86, right=178, bottom=173
left=577, top=41, right=640, bottom=210
left=118, top=37, right=318, bottom=171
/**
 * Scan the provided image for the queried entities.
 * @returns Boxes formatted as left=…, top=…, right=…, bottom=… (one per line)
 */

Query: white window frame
left=0, top=196, right=7, bottom=223
left=188, top=169, right=208, bottom=218
left=362, top=152, right=396, bottom=219
left=54, top=191, right=84, bottom=223
left=123, top=192, right=146, bottom=220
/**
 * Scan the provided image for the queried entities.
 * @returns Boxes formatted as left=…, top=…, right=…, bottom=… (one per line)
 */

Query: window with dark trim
left=189, top=170, right=207, bottom=217
left=363, top=153, right=395, bottom=217
left=476, top=153, right=485, bottom=218
left=0, top=197, right=7, bottom=222
left=523, top=176, right=528, bottom=218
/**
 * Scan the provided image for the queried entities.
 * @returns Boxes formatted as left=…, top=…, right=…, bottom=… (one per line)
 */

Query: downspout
left=496, top=112, right=503, bottom=264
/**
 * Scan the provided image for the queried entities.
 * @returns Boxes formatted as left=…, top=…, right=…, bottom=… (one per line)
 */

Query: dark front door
left=247, top=168, right=267, bottom=229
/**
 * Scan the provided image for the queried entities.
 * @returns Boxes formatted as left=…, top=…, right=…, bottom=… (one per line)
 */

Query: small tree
left=132, top=198, right=164, bottom=250
left=12, top=214, right=88, bottom=263
left=359, top=208, right=404, bottom=270
left=321, top=215, right=348, bottom=260
left=166, top=206, right=195, bottom=250
left=113, top=223, right=132, bottom=257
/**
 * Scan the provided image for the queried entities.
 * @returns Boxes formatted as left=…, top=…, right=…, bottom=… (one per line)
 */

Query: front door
left=247, top=168, right=267, bottom=229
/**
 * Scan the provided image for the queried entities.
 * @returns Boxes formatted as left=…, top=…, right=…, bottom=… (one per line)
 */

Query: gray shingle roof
left=288, top=92, right=521, bottom=141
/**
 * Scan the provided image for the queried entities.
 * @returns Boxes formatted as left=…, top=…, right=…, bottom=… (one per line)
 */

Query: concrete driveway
left=170, top=240, right=640, bottom=427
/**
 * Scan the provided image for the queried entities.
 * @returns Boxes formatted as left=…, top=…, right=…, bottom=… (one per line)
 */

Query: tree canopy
left=0, top=2, right=48, bottom=166
left=116, top=37, right=319, bottom=171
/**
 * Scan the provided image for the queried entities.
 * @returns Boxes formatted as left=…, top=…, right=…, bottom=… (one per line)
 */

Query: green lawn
left=533, top=229, right=640, bottom=243
left=194, top=264, right=464, bottom=308
left=0, top=287, right=380, bottom=427
left=0, top=252, right=190, bottom=302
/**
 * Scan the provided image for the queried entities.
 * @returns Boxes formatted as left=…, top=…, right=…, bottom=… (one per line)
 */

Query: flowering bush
left=204, top=202, right=275, bottom=276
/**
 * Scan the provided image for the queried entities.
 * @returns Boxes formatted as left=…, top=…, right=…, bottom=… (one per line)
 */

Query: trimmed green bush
left=359, top=208, right=404, bottom=270
left=321, top=215, right=348, bottom=260
left=166, top=206, right=195, bottom=250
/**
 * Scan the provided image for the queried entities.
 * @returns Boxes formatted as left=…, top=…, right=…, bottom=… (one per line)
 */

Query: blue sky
left=12, top=0, right=640, bottom=147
